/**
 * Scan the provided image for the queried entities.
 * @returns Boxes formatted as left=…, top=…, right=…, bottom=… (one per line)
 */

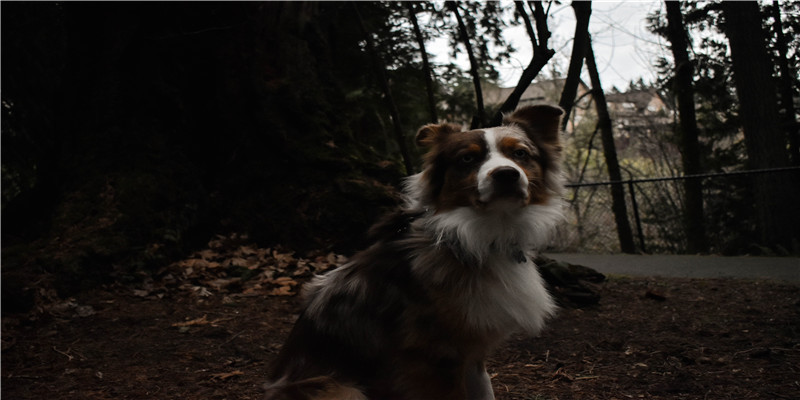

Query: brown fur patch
left=415, top=123, right=463, bottom=147
left=503, top=106, right=565, bottom=200
left=498, top=136, right=522, bottom=153
left=419, top=130, right=488, bottom=211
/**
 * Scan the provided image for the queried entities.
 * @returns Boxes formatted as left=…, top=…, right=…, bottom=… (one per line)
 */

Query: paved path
left=545, top=253, right=800, bottom=283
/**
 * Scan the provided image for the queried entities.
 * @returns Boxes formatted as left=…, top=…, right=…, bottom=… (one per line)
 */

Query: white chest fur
left=413, top=203, right=562, bottom=337
left=452, top=256, right=556, bottom=336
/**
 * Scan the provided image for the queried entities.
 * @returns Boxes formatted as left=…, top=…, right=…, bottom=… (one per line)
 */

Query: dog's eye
left=512, top=149, right=530, bottom=160
left=460, top=154, right=476, bottom=164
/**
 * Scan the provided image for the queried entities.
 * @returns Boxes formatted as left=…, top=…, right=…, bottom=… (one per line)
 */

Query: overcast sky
left=432, top=1, right=667, bottom=91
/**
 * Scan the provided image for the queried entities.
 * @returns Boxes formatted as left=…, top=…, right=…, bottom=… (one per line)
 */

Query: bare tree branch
left=489, top=1, right=555, bottom=126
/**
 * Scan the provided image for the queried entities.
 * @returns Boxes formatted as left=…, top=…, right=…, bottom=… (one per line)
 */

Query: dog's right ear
left=415, top=123, right=462, bottom=147
left=503, top=105, right=564, bottom=146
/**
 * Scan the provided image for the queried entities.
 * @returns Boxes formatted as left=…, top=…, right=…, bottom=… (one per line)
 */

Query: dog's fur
left=265, top=105, right=565, bottom=400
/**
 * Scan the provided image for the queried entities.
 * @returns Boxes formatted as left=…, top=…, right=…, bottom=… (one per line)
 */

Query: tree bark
left=770, top=0, right=800, bottom=166
left=407, top=2, right=438, bottom=124
left=664, top=0, right=707, bottom=253
left=448, top=1, right=486, bottom=129
left=722, top=1, right=799, bottom=251
left=558, top=1, right=592, bottom=129
left=489, top=1, right=555, bottom=127
left=353, top=3, right=414, bottom=175
left=585, top=38, right=637, bottom=254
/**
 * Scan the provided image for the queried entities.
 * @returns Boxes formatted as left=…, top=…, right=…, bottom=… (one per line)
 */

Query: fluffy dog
left=265, top=105, right=565, bottom=400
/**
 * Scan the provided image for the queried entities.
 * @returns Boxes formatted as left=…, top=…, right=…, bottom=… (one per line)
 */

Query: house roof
left=483, top=78, right=591, bottom=106
left=606, top=89, right=672, bottom=112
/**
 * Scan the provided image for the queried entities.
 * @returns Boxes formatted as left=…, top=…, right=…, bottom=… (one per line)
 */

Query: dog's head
left=412, top=105, right=564, bottom=213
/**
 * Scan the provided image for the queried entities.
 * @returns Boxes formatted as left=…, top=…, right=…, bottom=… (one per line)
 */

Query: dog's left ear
left=503, top=105, right=564, bottom=145
left=416, top=123, right=463, bottom=148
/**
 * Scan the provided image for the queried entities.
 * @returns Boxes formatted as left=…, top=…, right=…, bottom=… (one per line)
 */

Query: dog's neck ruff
left=438, top=235, right=527, bottom=266
left=409, top=201, right=563, bottom=267
left=405, top=202, right=562, bottom=337
left=403, top=172, right=564, bottom=266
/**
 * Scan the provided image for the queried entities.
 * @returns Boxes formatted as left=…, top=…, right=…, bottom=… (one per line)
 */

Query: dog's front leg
left=465, top=361, right=495, bottom=400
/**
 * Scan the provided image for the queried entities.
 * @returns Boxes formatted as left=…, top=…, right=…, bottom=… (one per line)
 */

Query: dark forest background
left=3, top=3, right=417, bottom=299
left=3, top=2, right=799, bottom=308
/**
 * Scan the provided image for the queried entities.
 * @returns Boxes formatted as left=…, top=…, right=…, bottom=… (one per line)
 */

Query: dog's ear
left=503, top=105, right=564, bottom=145
left=415, top=123, right=463, bottom=147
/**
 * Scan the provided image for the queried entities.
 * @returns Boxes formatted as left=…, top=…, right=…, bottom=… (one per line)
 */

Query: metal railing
left=547, top=166, right=800, bottom=254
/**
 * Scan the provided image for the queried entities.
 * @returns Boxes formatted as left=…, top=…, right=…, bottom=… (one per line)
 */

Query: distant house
left=484, top=78, right=588, bottom=107
left=606, top=88, right=672, bottom=118
left=484, top=81, right=673, bottom=146
left=605, top=88, right=674, bottom=149
left=483, top=78, right=592, bottom=131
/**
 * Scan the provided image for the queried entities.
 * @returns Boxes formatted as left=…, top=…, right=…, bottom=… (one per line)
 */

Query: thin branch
left=447, top=1, right=485, bottom=128
left=489, top=0, right=554, bottom=126
left=515, top=1, right=537, bottom=50
left=407, top=2, right=438, bottom=123
left=530, top=1, right=551, bottom=52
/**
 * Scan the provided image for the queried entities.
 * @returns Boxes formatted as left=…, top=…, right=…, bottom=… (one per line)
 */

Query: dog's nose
left=491, top=166, right=520, bottom=184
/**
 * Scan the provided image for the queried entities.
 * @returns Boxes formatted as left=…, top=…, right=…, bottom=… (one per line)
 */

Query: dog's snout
left=491, top=166, right=520, bottom=184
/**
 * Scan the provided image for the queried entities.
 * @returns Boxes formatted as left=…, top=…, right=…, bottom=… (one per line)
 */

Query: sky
left=431, top=1, right=667, bottom=91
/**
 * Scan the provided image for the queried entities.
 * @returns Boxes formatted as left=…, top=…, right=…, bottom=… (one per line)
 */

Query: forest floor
left=3, top=234, right=799, bottom=400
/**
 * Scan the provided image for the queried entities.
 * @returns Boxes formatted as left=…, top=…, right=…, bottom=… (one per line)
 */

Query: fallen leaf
left=269, top=286, right=294, bottom=296
left=194, top=287, right=212, bottom=297
left=208, top=234, right=227, bottom=248
left=172, top=315, right=209, bottom=327
left=197, top=249, right=219, bottom=260
left=208, top=278, right=241, bottom=290
left=172, top=315, right=231, bottom=328
left=310, top=261, right=332, bottom=273
left=225, top=257, right=250, bottom=268
left=325, top=252, right=338, bottom=264
left=271, top=276, right=298, bottom=286
left=237, top=245, right=258, bottom=256
left=210, top=370, right=244, bottom=381
left=273, top=251, right=296, bottom=268
left=293, top=264, right=311, bottom=276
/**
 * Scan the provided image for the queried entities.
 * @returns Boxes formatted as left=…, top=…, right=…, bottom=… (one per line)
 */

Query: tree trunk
left=558, top=1, right=591, bottom=129
left=722, top=1, right=799, bottom=251
left=488, top=1, right=554, bottom=126
left=770, top=0, right=800, bottom=166
left=585, top=38, right=637, bottom=254
left=353, top=3, right=414, bottom=175
left=407, top=2, right=438, bottom=124
left=664, top=0, right=707, bottom=253
left=448, top=1, right=486, bottom=129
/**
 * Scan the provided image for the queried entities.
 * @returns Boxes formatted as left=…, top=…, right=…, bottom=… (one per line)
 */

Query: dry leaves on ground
left=141, top=233, right=347, bottom=301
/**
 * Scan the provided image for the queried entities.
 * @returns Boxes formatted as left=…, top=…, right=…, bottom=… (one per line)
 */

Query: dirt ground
left=3, top=237, right=799, bottom=399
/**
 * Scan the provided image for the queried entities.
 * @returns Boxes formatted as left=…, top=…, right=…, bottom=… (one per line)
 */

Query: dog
left=265, top=105, right=565, bottom=400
